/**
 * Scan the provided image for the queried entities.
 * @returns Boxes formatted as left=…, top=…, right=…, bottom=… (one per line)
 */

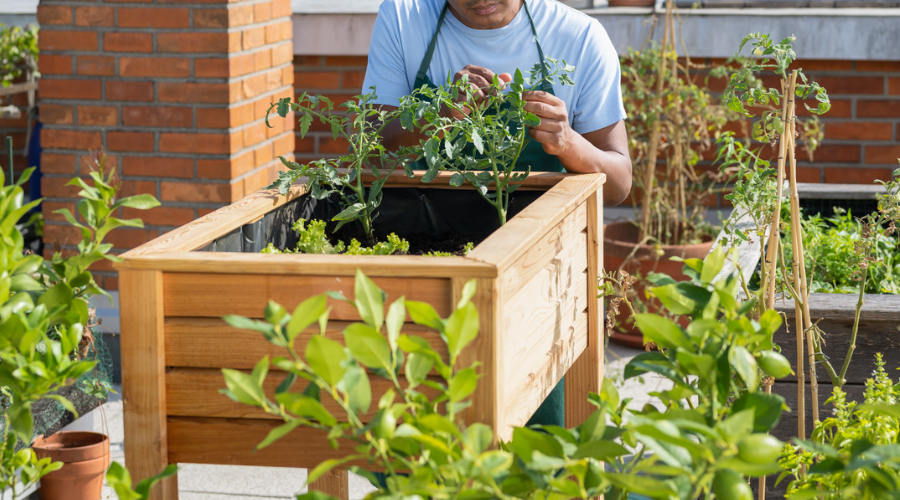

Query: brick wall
left=37, top=0, right=296, bottom=290
left=0, top=86, right=33, bottom=186
left=292, top=56, right=900, bottom=189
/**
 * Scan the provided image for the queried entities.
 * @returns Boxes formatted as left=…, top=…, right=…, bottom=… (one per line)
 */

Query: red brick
left=792, top=60, right=853, bottom=72
left=193, top=8, right=228, bottom=28
left=119, top=180, right=157, bottom=198
left=242, top=74, right=268, bottom=99
left=102, top=275, right=119, bottom=292
left=118, top=7, right=190, bottom=28
left=119, top=57, right=191, bottom=78
left=242, top=165, right=277, bottom=194
left=857, top=100, right=900, bottom=118
left=341, top=70, right=366, bottom=91
left=318, top=137, right=351, bottom=155
left=158, top=33, right=230, bottom=53
left=106, top=228, right=156, bottom=249
left=806, top=144, right=861, bottom=164
left=229, top=54, right=255, bottom=77
left=282, top=65, right=293, bottom=87
left=122, top=206, right=195, bottom=227
left=814, top=76, right=884, bottom=96
left=294, top=135, right=314, bottom=153
left=161, top=181, right=233, bottom=203
left=825, top=121, right=893, bottom=141
left=122, top=157, right=194, bottom=178
left=890, top=78, right=900, bottom=96
left=41, top=105, right=74, bottom=125
left=42, top=201, right=77, bottom=222
left=272, top=42, right=293, bottom=66
left=296, top=71, right=339, bottom=89
left=324, top=56, right=368, bottom=67
left=39, top=55, right=72, bottom=75
left=242, top=122, right=267, bottom=147
left=39, top=79, right=101, bottom=100
left=77, top=56, right=115, bottom=76
left=104, top=33, right=153, bottom=53
left=43, top=224, right=84, bottom=247
left=37, top=5, right=72, bottom=25
left=41, top=154, right=76, bottom=174
left=242, top=27, right=265, bottom=51
left=254, top=50, right=272, bottom=72
left=271, top=0, right=291, bottom=18
left=42, top=126, right=101, bottom=150
left=856, top=61, right=900, bottom=72
left=108, top=132, right=155, bottom=152
left=251, top=2, right=270, bottom=22
left=74, top=6, right=114, bottom=26
left=796, top=167, right=822, bottom=183
left=280, top=20, right=292, bottom=41
left=160, top=133, right=231, bottom=154
left=229, top=102, right=254, bottom=128
left=867, top=146, right=900, bottom=165
left=196, top=108, right=230, bottom=129
left=254, top=143, right=273, bottom=167
left=159, top=83, right=234, bottom=103
left=230, top=5, right=254, bottom=26
left=824, top=167, right=896, bottom=184
left=195, top=58, right=229, bottom=78
left=39, top=31, right=97, bottom=52
left=123, top=106, right=192, bottom=128
left=265, top=23, right=280, bottom=45
left=78, top=106, right=117, bottom=126
left=106, top=81, right=154, bottom=102
left=197, top=158, right=233, bottom=179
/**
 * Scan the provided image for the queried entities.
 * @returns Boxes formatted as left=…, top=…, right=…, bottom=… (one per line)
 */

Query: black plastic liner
left=198, top=187, right=544, bottom=253
left=798, top=198, right=879, bottom=219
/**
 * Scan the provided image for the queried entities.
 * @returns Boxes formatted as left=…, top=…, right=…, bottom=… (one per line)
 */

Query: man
left=362, top=0, right=632, bottom=205
left=362, top=0, right=631, bottom=427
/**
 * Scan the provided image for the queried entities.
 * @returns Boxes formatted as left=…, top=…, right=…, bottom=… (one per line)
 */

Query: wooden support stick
left=764, top=77, right=794, bottom=311
left=309, top=469, right=349, bottom=500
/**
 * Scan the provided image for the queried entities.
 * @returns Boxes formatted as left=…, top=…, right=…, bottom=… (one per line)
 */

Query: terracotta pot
left=603, top=221, right=715, bottom=348
left=33, top=431, right=109, bottom=500
left=608, top=0, right=656, bottom=7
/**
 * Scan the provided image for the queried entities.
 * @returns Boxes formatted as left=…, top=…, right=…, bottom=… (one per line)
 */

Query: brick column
left=37, top=0, right=295, bottom=289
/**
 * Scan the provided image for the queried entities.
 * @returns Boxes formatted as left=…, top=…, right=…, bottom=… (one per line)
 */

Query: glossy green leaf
left=305, top=335, right=347, bottom=386
left=354, top=269, right=384, bottom=329
left=344, top=323, right=391, bottom=370
left=634, top=313, right=692, bottom=351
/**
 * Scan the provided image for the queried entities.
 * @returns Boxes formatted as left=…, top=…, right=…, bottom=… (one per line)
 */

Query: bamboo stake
left=638, top=0, right=673, bottom=242
left=763, top=78, right=793, bottom=311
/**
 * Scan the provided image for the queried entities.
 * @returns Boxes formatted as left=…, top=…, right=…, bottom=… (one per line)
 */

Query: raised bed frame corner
left=116, top=172, right=606, bottom=500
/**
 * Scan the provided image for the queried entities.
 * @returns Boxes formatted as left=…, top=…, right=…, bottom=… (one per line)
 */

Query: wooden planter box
left=117, top=172, right=606, bottom=500
left=720, top=183, right=900, bottom=499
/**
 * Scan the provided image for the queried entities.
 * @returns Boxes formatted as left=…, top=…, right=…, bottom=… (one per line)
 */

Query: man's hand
left=522, top=90, right=572, bottom=156
left=449, top=65, right=512, bottom=119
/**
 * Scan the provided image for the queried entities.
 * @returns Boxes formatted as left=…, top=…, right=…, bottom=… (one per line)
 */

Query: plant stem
left=837, top=263, right=867, bottom=388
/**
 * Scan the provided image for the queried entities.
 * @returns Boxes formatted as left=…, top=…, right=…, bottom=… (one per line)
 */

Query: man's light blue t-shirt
left=362, top=0, right=627, bottom=135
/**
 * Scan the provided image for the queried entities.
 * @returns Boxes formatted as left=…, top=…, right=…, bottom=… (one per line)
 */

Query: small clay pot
left=603, top=221, right=714, bottom=348
left=33, top=431, right=110, bottom=500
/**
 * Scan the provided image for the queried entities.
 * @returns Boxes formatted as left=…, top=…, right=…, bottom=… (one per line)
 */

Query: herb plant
left=0, top=24, right=38, bottom=88
left=266, top=92, right=415, bottom=246
left=260, top=219, right=410, bottom=256
left=398, top=58, right=574, bottom=225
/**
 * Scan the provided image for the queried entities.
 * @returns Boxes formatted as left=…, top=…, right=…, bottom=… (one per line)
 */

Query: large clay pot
left=33, top=431, right=109, bottom=500
left=603, top=221, right=715, bottom=348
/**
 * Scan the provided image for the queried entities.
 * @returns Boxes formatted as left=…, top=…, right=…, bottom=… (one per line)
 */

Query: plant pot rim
left=33, top=431, right=109, bottom=463
left=603, top=220, right=714, bottom=254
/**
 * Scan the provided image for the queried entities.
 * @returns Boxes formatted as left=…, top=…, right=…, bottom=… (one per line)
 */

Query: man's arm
left=523, top=90, right=632, bottom=205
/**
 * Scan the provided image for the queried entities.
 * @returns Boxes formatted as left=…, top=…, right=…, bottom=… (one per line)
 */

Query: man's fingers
left=523, top=90, right=560, bottom=105
left=498, top=72, right=512, bottom=84
left=523, top=100, right=567, bottom=120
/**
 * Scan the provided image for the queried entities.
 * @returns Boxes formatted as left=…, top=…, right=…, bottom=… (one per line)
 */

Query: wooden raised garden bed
left=116, top=171, right=606, bottom=500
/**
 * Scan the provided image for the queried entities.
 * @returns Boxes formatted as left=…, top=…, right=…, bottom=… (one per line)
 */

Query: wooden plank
left=0, top=81, right=38, bottom=97
left=310, top=470, right=349, bottom=500
left=120, top=270, right=179, bottom=500
left=166, top=368, right=441, bottom=422
left=119, top=184, right=309, bottom=258
left=167, top=417, right=368, bottom=468
left=566, top=189, right=604, bottom=428
left=454, top=277, right=502, bottom=436
left=468, top=174, right=604, bottom=271
left=163, top=274, right=453, bottom=319
left=118, top=252, right=497, bottom=278
left=165, top=317, right=448, bottom=369
left=493, top=202, right=588, bottom=300
left=796, top=182, right=884, bottom=200
left=773, top=315, right=900, bottom=385
left=776, top=293, right=900, bottom=322
left=506, top=311, right=589, bottom=431
left=769, top=380, right=866, bottom=443
left=368, top=170, right=576, bottom=190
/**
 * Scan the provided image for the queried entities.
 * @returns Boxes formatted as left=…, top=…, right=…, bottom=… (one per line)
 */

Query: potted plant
left=116, top=58, right=606, bottom=498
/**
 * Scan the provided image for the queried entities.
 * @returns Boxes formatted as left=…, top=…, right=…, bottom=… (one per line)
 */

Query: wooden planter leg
left=120, top=270, right=179, bottom=500
left=310, top=469, right=349, bottom=500
left=565, top=190, right=604, bottom=427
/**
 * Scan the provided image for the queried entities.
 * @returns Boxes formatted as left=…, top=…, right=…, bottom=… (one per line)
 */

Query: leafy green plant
left=397, top=59, right=573, bottom=225
left=266, top=93, right=415, bottom=246
left=0, top=150, right=159, bottom=497
left=779, top=353, right=900, bottom=499
left=261, top=219, right=409, bottom=256
left=424, top=242, right=474, bottom=257
left=106, top=462, right=178, bottom=500
left=0, top=24, right=38, bottom=88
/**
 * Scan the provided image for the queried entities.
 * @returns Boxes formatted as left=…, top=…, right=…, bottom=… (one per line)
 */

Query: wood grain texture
left=166, top=368, right=441, bottom=422
left=468, top=174, right=604, bottom=271
left=120, top=270, right=179, bottom=500
left=365, top=170, right=577, bottom=190
left=769, top=381, right=866, bottom=443
left=119, top=184, right=308, bottom=258
left=566, top=189, right=604, bottom=428
left=310, top=469, right=350, bottom=500
left=118, top=252, right=499, bottom=277
left=455, top=277, right=502, bottom=436
left=165, top=317, right=447, bottom=370
left=167, top=417, right=368, bottom=468
left=796, top=182, right=884, bottom=200
left=163, top=274, right=452, bottom=319
left=776, top=293, right=900, bottom=322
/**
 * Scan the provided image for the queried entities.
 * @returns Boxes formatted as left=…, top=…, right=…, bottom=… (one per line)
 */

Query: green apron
left=417, top=1, right=566, bottom=427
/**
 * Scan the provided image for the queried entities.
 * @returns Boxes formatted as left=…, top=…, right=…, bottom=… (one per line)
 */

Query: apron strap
left=415, top=3, right=451, bottom=87
left=522, top=0, right=553, bottom=93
